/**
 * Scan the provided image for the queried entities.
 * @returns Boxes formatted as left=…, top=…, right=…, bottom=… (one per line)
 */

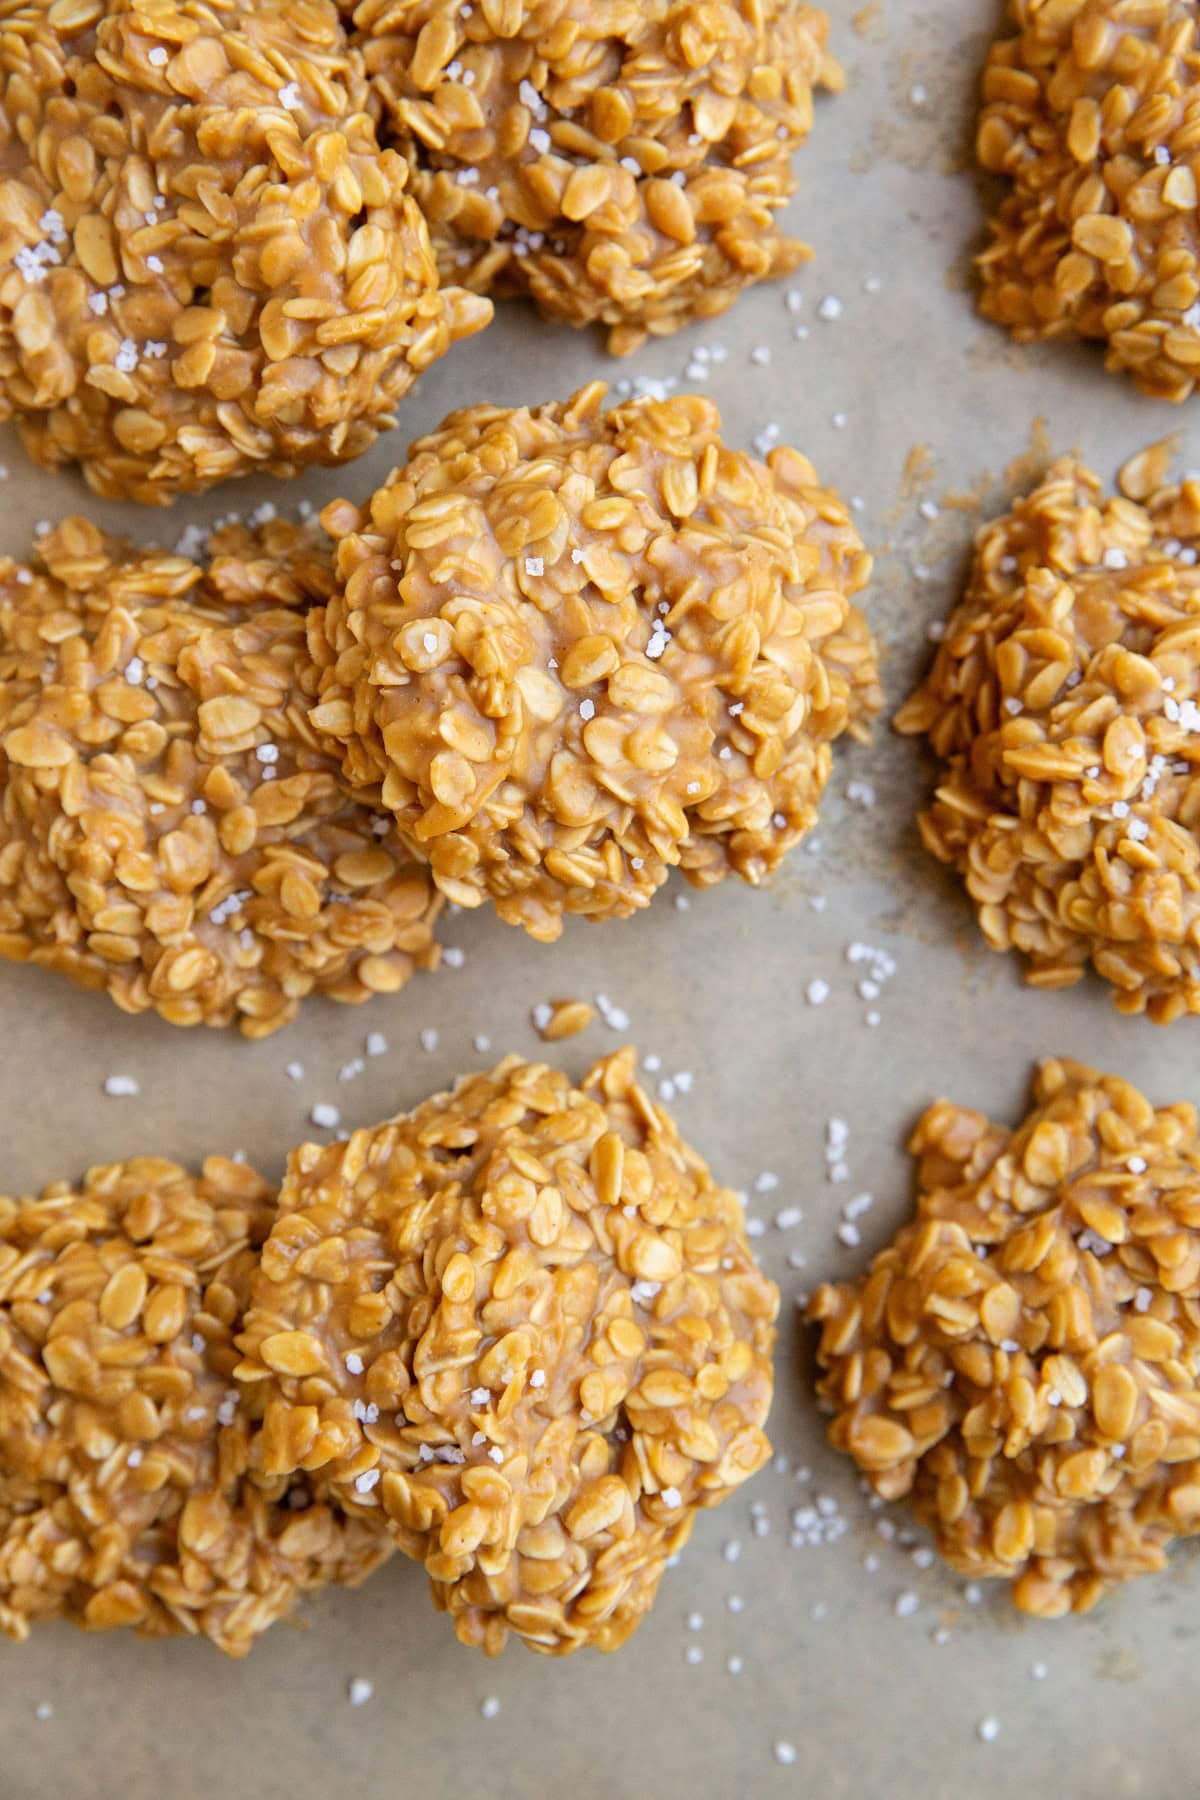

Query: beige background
left=2, top=1, right=1196, bottom=1795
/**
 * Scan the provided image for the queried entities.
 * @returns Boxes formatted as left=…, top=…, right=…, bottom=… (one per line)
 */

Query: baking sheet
left=1, top=3, right=1195, bottom=1795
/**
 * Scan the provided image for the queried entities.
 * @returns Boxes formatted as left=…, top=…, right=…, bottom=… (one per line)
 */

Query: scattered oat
left=533, top=998, right=597, bottom=1042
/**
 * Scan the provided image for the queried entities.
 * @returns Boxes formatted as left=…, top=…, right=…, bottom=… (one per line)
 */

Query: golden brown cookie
left=235, top=1049, right=779, bottom=1655
left=0, top=1153, right=390, bottom=1653
left=977, top=0, right=1200, bottom=399
left=0, top=0, right=491, bottom=501
left=309, top=384, right=881, bottom=942
left=0, top=514, right=442, bottom=1036
left=350, top=0, right=841, bottom=353
left=809, top=1058, right=1200, bottom=1617
left=896, top=448, right=1200, bottom=1021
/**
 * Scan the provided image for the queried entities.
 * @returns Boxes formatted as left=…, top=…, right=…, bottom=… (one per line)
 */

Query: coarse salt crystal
left=104, top=1074, right=139, bottom=1097
left=348, top=1679, right=373, bottom=1706
left=310, top=1102, right=340, bottom=1129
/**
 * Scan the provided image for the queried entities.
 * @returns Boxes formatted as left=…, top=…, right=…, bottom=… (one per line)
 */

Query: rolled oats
left=977, top=0, right=1200, bottom=400
left=0, top=1153, right=389, bottom=1654
left=235, top=1048, right=779, bottom=1656
left=0, top=0, right=491, bottom=502
left=897, top=451, right=1200, bottom=1021
left=0, top=514, right=442, bottom=1036
left=309, top=384, right=881, bottom=942
left=810, top=1058, right=1200, bottom=1617
left=350, top=0, right=842, bottom=353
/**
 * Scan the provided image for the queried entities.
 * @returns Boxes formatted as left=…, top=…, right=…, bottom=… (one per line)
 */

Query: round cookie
left=350, top=0, right=841, bottom=353
left=977, top=0, right=1200, bottom=399
left=896, top=448, right=1200, bottom=1022
left=309, top=384, right=881, bottom=942
left=809, top=1058, right=1200, bottom=1617
left=0, top=0, right=491, bottom=501
left=0, top=1153, right=390, bottom=1653
left=235, top=1049, right=779, bottom=1655
left=0, top=514, right=442, bottom=1036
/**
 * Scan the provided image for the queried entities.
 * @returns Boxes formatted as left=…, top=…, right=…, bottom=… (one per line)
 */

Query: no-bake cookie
left=810, top=1059, right=1200, bottom=1616
left=350, top=0, right=841, bottom=353
left=977, top=0, right=1200, bottom=400
left=236, top=1049, right=779, bottom=1655
left=0, top=514, right=442, bottom=1036
left=0, top=1153, right=389, bottom=1653
left=0, top=0, right=490, bottom=500
left=309, top=384, right=881, bottom=942
left=897, top=448, right=1200, bottom=1022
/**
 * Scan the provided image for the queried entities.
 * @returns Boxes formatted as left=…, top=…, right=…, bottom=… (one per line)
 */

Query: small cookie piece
left=977, top=0, right=1200, bottom=400
left=896, top=450, right=1200, bottom=1022
left=236, top=1049, right=779, bottom=1656
left=0, top=1154, right=390, bottom=1653
left=0, top=0, right=491, bottom=501
left=309, top=384, right=880, bottom=942
left=0, top=515, right=442, bottom=1036
left=351, top=0, right=842, bottom=354
left=809, top=1058, right=1200, bottom=1617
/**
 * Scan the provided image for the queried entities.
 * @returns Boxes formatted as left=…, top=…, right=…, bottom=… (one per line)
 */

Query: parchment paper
left=1, top=3, right=1193, bottom=1794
